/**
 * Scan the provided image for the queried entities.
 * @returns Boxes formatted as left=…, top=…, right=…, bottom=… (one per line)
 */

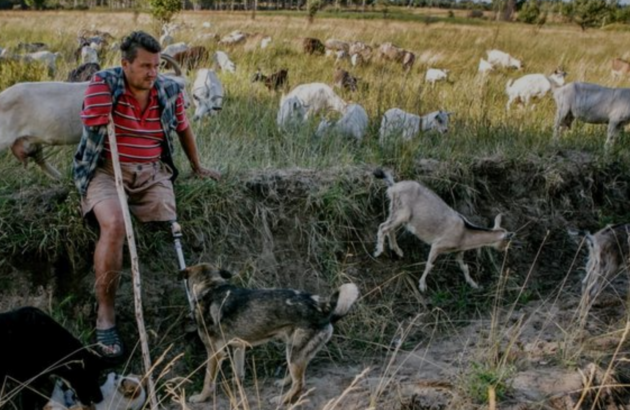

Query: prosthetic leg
left=171, top=221, right=196, bottom=317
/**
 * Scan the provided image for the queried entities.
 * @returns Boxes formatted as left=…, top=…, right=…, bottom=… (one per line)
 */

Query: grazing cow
left=612, top=58, right=630, bottom=79
left=252, top=68, right=289, bottom=91
left=486, top=49, right=522, bottom=69
left=191, top=68, right=224, bottom=121
left=66, top=62, right=101, bottom=83
left=553, top=82, right=630, bottom=150
left=505, top=69, right=567, bottom=110
left=333, top=67, right=358, bottom=92
left=379, top=108, right=451, bottom=143
left=303, top=37, right=325, bottom=55
left=316, top=103, right=368, bottom=141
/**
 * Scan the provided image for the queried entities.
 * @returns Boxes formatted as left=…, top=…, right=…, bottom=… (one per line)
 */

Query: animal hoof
left=189, top=393, right=209, bottom=403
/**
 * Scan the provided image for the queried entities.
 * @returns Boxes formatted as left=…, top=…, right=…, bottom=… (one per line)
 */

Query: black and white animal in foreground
left=373, top=169, right=514, bottom=292
left=0, top=306, right=104, bottom=409
left=44, top=372, right=146, bottom=410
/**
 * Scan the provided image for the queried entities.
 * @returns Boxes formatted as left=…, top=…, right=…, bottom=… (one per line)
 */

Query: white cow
left=316, top=103, right=369, bottom=141
left=506, top=69, right=567, bottom=110
left=191, top=68, right=224, bottom=121
left=486, top=49, right=522, bottom=70
left=213, top=50, right=236, bottom=73
left=379, top=108, right=451, bottom=143
left=283, top=83, right=347, bottom=119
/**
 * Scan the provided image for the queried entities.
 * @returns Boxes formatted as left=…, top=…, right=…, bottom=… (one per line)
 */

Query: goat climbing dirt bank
left=373, top=168, right=514, bottom=292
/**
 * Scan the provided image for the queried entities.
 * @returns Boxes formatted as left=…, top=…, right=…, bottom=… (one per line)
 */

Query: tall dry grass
left=1, top=10, right=630, bottom=410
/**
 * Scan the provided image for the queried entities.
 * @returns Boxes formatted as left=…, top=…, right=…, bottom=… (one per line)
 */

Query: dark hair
left=120, top=31, right=161, bottom=62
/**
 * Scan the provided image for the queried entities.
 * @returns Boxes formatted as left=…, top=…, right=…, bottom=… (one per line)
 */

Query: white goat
left=28, top=50, right=60, bottom=75
left=373, top=168, right=514, bottom=292
left=379, top=108, right=451, bottom=143
left=478, top=58, right=494, bottom=75
left=581, top=224, right=630, bottom=310
left=283, top=83, right=347, bottom=119
left=316, top=103, right=368, bottom=141
left=162, top=42, right=189, bottom=57
left=219, top=30, right=248, bottom=46
left=44, top=372, right=146, bottom=410
left=505, top=69, right=567, bottom=110
left=80, top=45, right=99, bottom=64
left=277, top=96, right=307, bottom=131
left=191, top=68, right=224, bottom=121
left=213, top=50, right=236, bottom=73
left=0, top=55, right=186, bottom=179
left=260, top=36, right=272, bottom=49
left=553, top=82, right=630, bottom=149
left=425, top=68, right=449, bottom=85
left=487, top=49, right=522, bottom=70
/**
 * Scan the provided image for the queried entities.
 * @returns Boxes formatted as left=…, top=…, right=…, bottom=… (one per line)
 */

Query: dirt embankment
left=1, top=151, right=630, bottom=409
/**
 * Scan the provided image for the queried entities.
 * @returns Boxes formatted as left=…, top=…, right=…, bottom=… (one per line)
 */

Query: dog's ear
left=219, top=269, right=233, bottom=279
left=179, top=267, right=190, bottom=280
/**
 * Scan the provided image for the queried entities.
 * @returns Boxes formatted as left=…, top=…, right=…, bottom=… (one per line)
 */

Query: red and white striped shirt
left=81, top=75, right=189, bottom=163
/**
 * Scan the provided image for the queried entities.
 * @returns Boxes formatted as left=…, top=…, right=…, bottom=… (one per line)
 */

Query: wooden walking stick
left=106, top=116, right=159, bottom=410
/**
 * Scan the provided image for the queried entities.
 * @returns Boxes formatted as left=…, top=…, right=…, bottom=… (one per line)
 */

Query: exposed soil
left=2, top=152, right=630, bottom=409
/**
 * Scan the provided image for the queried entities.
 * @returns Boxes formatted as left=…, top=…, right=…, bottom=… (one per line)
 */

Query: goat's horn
left=160, top=53, right=182, bottom=77
left=493, top=214, right=503, bottom=229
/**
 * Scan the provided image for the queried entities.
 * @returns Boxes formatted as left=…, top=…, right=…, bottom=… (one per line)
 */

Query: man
left=73, top=31, right=220, bottom=360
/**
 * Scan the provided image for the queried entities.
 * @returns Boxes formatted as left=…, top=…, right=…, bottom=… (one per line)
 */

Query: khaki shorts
left=82, top=160, right=177, bottom=223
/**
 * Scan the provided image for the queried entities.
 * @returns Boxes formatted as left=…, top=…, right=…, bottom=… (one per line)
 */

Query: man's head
left=120, top=31, right=162, bottom=92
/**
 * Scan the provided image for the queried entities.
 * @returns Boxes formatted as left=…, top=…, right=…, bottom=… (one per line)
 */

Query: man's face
left=122, top=48, right=160, bottom=92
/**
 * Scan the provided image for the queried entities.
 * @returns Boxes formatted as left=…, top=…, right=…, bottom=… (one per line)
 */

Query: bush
left=148, top=0, right=181, bottom=24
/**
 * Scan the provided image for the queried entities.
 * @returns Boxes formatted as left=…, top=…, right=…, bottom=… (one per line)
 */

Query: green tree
left=24, top=0, right=46, bottom=9
left=517, top=0, right=540, bottom=23
left=561, top=0, right=612, bottom=30
left=148, top=0, right=181, bottom=24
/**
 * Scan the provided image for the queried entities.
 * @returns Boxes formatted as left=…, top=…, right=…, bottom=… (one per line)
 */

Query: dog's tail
left=329, top=283, right=359, bottom=323
left=373, top=168, right=395, bottom=187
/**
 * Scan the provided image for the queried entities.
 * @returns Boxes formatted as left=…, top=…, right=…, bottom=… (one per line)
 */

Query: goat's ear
left=179, top=267, right=190, bottom=280
left=219, top=269, right=233, bottom=279
left=493, top=214, right=503, bottom=229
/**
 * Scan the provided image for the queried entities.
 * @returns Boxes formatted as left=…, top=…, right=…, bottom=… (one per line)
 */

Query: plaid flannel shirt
left=73, top=67, right=183, bottom=197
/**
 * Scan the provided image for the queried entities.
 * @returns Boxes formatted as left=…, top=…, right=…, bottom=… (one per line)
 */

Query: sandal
left=95, top=326, right=125, bottom=359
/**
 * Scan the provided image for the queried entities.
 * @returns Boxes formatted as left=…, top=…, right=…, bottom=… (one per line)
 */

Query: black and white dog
left=0, top=306, right=104, bottom=408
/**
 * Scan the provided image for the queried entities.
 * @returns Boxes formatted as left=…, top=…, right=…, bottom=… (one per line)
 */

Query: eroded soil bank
left=1, top=151, right=630, bottom=409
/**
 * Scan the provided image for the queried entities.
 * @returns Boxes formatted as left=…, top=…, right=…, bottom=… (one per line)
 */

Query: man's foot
left=95, top=326, right=125, bottom=360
